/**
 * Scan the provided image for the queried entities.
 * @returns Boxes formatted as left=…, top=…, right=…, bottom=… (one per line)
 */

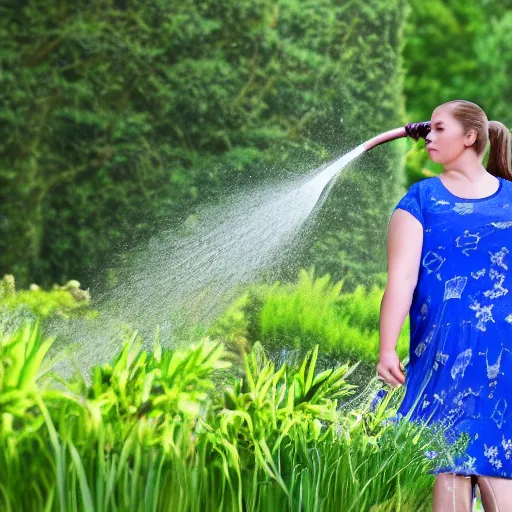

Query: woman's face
left=425, top=106, right=477, bottom=165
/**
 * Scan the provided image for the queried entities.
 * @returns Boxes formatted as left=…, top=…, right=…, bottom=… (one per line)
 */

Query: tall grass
left=0, top=321, right=461, bottom=511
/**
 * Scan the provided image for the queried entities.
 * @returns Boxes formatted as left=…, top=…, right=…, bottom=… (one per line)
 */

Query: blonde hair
left=438, top=100, right=512, bottom=180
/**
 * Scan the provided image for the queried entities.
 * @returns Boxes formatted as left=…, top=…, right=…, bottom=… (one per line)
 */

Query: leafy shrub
left=0, top=274, right=97, bottom=335
left=0, top=321, right=463, bottom=511
left=209, top=269, right=410, bottom=366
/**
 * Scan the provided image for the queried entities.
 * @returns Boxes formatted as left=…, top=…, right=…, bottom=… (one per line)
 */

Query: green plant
left=0, top=321, right=452, bottom=511
left=0, top=275, right=96, bottom=337
left=210, top=269, right=410, bottom=365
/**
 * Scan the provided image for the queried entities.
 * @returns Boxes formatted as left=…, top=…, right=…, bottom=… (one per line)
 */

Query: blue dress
left=389, top=175, right=512, bottom=484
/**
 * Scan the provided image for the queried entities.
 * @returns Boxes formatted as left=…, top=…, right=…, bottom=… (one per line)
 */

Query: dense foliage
left=403, top=0, right=512, bottom=127
left=1, top=0, right=408, bottom=289
left=209, top=269, right=410, bottom=368
left=0, top=274, right=96, bottom=337
left=0, top=321, right=466, bottom=511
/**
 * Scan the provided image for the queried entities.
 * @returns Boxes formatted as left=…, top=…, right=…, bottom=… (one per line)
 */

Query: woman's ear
left=464, top=129, right=478, bottom=147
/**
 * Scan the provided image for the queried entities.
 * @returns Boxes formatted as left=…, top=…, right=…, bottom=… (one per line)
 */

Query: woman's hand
left=376, top=350, right=406, bottom=388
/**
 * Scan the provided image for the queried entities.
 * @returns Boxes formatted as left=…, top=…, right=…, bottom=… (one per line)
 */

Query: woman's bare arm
left=378, top=209, right=423, bottom=386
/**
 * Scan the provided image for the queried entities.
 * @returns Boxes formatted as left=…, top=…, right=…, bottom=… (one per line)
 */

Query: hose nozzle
left=404, top=121, right=431, bottom=141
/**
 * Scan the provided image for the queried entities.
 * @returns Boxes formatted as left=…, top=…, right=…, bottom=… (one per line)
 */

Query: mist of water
left=45, top=144, right=367, bottom=379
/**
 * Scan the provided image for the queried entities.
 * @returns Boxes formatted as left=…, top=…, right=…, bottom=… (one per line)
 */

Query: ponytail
left=487, top=121, right=512, bottom=180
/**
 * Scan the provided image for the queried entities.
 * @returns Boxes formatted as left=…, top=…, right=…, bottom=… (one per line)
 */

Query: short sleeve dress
left=390, top=175, right=512, bottom=485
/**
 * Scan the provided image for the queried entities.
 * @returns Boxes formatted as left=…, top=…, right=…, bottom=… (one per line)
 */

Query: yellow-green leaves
left=84, top=333, right=232, bottom=442
left=0, top=322, right=449, bottom=511
left=0, top=321, right=53, bottom=420
left=215, top=342, right=358, bottom=494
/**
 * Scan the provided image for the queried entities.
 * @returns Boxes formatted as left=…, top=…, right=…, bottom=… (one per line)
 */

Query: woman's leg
left=433, top=473, right=473, bottom=511
left=476, top=475, right=512, bottom=511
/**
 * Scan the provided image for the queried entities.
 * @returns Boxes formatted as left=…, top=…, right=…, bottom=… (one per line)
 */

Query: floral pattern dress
left=389, top=175, right=512, bottom=488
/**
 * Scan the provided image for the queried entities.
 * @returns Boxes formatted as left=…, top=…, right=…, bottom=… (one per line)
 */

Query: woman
left=378, top=100, right=512, bottom=510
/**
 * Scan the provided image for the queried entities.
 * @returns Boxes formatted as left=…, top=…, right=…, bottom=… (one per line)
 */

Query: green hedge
left=1, top=0, right=409, bottom=290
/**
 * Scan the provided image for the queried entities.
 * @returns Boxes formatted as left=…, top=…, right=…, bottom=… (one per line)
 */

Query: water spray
left=315, top=120, right=431, bottom=210
left=45, top=119, right=433, bottom=383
